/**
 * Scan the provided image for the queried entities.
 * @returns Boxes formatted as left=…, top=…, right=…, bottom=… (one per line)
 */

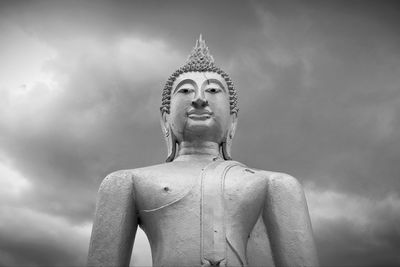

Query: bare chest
left=134, top=163, right=267, bottom=224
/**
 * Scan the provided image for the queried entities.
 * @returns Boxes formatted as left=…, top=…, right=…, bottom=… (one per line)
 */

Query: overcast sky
left=0, top=1, right=399, bottom=266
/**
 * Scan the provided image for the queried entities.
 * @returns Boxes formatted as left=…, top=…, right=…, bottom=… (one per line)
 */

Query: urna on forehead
left=161, top=34, right=238, bottom=115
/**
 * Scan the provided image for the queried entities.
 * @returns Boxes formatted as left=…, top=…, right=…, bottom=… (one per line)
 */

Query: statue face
left=166, top=72, right=232, bottom=143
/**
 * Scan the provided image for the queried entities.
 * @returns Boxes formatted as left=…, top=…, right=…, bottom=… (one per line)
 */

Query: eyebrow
left=203, top=79, right=226, bottom=92
left=173, top=79, right=196, bottom=94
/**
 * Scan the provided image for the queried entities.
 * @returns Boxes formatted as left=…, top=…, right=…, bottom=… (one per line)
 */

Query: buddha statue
left=87, top=35, right=318, bottom=267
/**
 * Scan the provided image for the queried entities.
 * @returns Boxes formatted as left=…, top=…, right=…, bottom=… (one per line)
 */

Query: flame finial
left=185, top=34, right=215, bottom=70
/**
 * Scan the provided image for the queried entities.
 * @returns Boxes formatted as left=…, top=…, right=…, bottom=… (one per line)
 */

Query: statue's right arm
left=87, top=171, right=138, bottom=267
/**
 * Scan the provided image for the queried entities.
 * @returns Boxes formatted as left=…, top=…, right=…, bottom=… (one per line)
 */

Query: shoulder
left=268, top=172, right=303, bottom=190
left=98, top=170, right=134, bottom=196
left=128, top=162, right=174, bottom=178
left=99, top=163, right=172, bottom=191
left=244, top=168, right=304, bottom=195
left=257, top=171, right=306, bottom=206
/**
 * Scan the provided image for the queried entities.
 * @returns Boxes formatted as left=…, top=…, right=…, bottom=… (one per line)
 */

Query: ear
left=222, top=113, right=238, bottom=160
left=160, top=111, right=177, bottom=162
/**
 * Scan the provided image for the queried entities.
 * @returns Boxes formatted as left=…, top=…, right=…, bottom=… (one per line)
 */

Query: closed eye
left=206, top=88, right=221, bottom=94
left=178, top=88, right=194, bottom=94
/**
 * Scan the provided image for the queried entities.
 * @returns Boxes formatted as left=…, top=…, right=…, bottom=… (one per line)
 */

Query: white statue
left=87, top=35, right=318, bottom=267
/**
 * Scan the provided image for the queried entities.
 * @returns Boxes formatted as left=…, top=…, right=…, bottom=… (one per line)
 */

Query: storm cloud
left=0, top=1, right=399, bottom=266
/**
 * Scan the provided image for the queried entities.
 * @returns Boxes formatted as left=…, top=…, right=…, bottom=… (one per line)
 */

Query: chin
left=187, top=117, right=214, bottom=129
left=184, top=119, right=222, bottom=140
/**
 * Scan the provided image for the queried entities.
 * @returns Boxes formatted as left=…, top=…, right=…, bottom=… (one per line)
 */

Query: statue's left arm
left=262, top=173, right=319, bottom=267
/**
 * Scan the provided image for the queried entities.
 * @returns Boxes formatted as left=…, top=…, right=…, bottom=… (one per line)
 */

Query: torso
left=130, top=159, right=270, bottom=266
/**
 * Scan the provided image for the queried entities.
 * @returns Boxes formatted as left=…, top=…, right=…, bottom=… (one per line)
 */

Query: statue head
left=160, top=35, right=238, bottom=161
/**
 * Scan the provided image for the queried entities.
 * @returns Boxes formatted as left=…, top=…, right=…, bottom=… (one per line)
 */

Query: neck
left=174, top=141, right=222, bottom=161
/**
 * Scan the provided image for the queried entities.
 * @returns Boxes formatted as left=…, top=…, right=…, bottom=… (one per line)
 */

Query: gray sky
left=0, top=1, right=399, bottom=266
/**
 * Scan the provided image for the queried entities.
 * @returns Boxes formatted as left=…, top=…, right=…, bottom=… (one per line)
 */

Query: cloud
left=0, top=1, right=400, bottom=266
left=0, top=206, right=91, bottom=266
left=0, top=19, right=187, bottom=222
left=0, top=23, right=56, bottom=91
left=231, top=1, right=400, bottom=199
left=306, top=183, right=400, bottom=266
left=0, top=159, right=90, bottom=266
left=0, top=159, right=32, bottom=203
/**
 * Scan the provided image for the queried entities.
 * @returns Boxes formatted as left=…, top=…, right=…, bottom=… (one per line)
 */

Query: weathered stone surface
left=87, top=36, right=318, bottom=267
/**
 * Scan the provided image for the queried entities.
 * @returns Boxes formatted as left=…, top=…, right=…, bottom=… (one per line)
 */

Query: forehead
left=173, top=72, right=227, bottom=88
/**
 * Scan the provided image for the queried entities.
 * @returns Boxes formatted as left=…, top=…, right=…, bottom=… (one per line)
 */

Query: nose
left=192, top=91, right=208, bottom=108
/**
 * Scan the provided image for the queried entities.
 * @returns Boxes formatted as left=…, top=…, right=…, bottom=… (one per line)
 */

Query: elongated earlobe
left=160, top=112, right=177, bottom=162
left=222, top=113, right=237, bottom=160
left=164, top=125, right=177, bottom=162
left=222, top=139, right=232, bottom=160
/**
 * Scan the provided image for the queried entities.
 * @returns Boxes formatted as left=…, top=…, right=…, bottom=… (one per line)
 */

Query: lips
left=188, top=114, right=211, bottom=120
left=187, top=109, right=213, bottom=120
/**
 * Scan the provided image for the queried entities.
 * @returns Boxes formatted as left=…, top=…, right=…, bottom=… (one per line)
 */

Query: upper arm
left=262, top=173, right=318, bottom=267
left=87, top=171, right=138, bottom=267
